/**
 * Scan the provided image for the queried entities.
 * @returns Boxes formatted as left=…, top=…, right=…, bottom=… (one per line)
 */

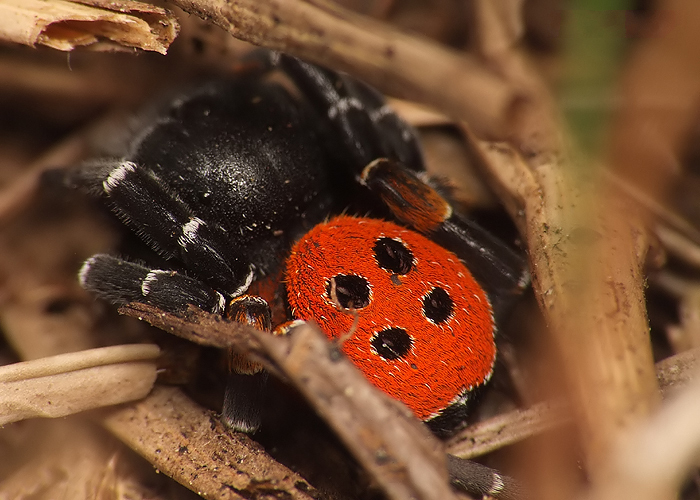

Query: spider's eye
left=423, top=287, right=453, bottom=324
left=371, top=327, right=412, bottom=359
left=327, top=274, right=371, bottom=309
left=373, top=237, right=414, bottom=275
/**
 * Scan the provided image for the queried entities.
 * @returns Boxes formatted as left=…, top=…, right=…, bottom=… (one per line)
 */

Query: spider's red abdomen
left=285, top=215, right=496, bottom=420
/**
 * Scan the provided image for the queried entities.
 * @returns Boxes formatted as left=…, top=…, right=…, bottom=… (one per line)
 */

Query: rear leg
left=361, top=159, right=529, bottom=321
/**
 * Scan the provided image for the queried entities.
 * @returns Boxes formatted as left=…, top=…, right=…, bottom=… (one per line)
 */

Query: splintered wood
left=0, top=0, right=178, bottom=53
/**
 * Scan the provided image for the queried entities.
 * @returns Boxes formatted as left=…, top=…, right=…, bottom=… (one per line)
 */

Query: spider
left=71, top=51, right=529, bottom=437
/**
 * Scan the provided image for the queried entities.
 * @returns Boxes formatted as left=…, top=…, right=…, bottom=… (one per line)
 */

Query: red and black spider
left=70, top=51, right=529, bottom=439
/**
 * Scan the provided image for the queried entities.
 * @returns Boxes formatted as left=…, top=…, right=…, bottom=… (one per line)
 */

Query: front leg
left=79, top=254, right=226, bottom=314
left=68, top=159, right=254, bottom=297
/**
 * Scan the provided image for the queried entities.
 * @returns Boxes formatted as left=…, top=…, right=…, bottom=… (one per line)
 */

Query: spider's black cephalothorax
left=70, top=52, right=528, bottom=437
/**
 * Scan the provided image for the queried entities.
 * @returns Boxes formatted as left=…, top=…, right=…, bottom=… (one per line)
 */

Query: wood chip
left=0, top=0, right=179, bottom=53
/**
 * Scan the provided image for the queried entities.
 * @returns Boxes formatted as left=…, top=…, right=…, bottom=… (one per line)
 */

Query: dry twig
left=457, top=4, right=660, bottom=484
left=583, top=366, right=700, bottom=500
left=0, top=344, right=159, bottom=425
left=447, top=347, right=700, bottom=460
left=165, top=0, right=528, bottom=141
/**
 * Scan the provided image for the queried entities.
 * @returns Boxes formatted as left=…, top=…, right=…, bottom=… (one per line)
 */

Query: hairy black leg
left=74, top=159, right=254, bottom=297
left=222, top=296, right=273, bottom=433
left=345, top=77, right=425, bottom=171
left=448, top=455, right=526, bottom=500
left=79, top=254, right=226, bottom=314
left=222, top=371, right=269, bottom=434
left=362, top=159, right=529, bottom=321
left=276, top=54, right=425, bottom=173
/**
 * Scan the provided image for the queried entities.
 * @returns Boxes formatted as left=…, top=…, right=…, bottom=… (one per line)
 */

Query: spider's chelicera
left=72, top=52, right=528, bottom=435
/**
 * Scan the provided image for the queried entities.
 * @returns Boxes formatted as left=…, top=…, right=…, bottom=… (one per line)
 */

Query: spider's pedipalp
left=222, top=371, right=268, bottom=434
left=222, top=294, right=274, bottom=434
left=226, top=295, right=272, bottom=332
